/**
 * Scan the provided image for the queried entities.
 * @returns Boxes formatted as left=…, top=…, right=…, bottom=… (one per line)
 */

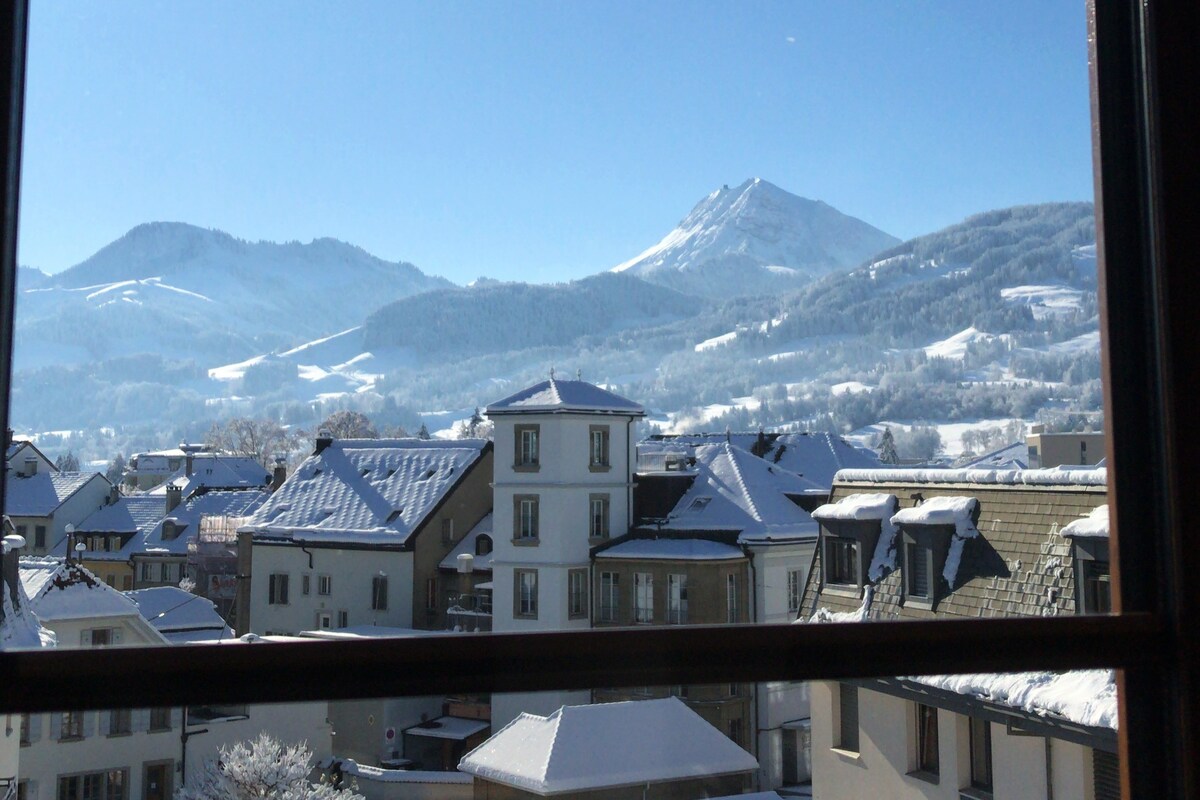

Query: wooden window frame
left=514, top=424, right=540, bottom=471
left=567, top=568, right=587, bottom=619
left=1, top=4, right=1198, bottom=798
left=588, top=425, right=610, bottom=471
left=514, top=568, right=538, bottom=619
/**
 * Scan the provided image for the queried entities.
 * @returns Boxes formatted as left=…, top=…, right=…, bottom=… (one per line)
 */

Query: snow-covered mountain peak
left=610, top=179, right=899, bottom=298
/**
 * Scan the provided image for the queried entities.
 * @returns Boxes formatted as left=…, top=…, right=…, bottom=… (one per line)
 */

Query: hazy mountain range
left=10, top=180, right=1100, bottom=463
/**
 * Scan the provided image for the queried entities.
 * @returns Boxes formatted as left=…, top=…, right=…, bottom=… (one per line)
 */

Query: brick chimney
left=271, top=458, right=287, bottom=492
left=166, top=484, right=183, bottom=514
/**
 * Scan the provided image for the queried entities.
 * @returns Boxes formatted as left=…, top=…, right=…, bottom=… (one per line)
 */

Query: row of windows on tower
left=513, top=495, right=610, bottom=540
left=513, top=425, right=611, bottom=469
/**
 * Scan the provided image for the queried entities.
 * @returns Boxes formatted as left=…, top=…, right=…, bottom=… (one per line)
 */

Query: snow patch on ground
left=924, top=327, right=1006, bottom=360
left=1000, top=285, right=1085, bottom=319
left=831, top=381, right=874, bottom=396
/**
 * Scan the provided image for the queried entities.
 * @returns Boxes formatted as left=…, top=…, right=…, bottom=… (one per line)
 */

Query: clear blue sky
left=17, top=1, right=1092, bottom=285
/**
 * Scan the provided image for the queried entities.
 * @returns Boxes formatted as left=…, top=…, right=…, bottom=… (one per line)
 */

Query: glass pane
left=2, top=1, right=1121, bottom=796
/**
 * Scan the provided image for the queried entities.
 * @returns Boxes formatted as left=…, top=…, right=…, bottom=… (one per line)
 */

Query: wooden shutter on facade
left=1093, top=749, right=1120, bottom=800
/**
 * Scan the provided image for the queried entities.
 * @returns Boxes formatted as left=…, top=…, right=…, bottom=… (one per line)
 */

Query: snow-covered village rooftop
left=641, top=430, right=880, bottom=489
left=3, top=469, right=104, bottom=517
left=240, top=438, right=490, bottom=546
left=834, top=465, right=1107, bottom=487
left=486, top=377, right=645, bottom=416
left=125, top=586, right=233, bottom=644
left=648, top=442, right=822, bottom=544
left=458, top=697, right=758, bottom=794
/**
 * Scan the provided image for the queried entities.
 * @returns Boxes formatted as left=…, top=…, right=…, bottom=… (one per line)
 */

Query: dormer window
left=892, top=496, right=980, bottom=610
left=1062, top=505, right=1110, bottom=614
left=689, top=497, right=712, bottom=512
left=826, top=538, right=859, bottom=586
left=812, top=494, right=900, bottom=595
left=515, top=424, right=540, bottom=471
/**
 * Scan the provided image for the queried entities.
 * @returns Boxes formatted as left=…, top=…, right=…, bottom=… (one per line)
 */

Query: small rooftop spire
left=549, top=366, right=556, bottom=380
left=576, top=368, right=582, bottom=381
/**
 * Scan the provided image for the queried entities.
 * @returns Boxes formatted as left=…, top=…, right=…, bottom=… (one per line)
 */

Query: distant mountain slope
left=612, top=178, right=900, bottom=298
left=362, top=272, right=701, bottom=357
left=16, top=222, right=451, bottom=368
left=763, top=202, right=1097, bottom=347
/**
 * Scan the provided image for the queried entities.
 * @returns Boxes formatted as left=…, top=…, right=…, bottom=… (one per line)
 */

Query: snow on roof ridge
left=722, top=443, right=762, bottom=523
left=1060, top=504, right=1109, bottom=538
left=333, top=437, right=488, bottom=450
left=835, top=466, right=1107, bottom=487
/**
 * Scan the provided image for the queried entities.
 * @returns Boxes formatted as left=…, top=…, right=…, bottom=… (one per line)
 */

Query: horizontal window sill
left=512, top=464, right=541, bottom=473
left=830, top=746, right=862, bottom=763
left=511, top=538, right=540, bottom=547
left=588, top=536, right=609, bottom=545
left=907, top=769, right=940, bottom=785
left=58, top=736, right=84, bottom=743
left=588, top=464, right=611, bottom=472
left=106, top=731, right=132, bottom=738
left=821, top=584, right=863, bottom=599
left=148, top=727, right=172, bottom=733
left=959, top=789, right=993, bottom=800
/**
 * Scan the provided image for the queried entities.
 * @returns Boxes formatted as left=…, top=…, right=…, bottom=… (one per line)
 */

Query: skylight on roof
left=689, top=497, right=712, bottom=511
left=386, top=509, right=403, bottom=523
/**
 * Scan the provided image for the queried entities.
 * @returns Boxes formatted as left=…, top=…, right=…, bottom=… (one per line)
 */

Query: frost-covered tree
left=205, top=418, right=297, bottom=467
left=318, top=410, right=378, bottom=439
left=104, top=452, right=127, bottom=485
left=878, top=427, right=900, bottom=465
left=175, top=733, right=362, bottom=800
left=54, top=451, right=81, bottom=471
left=417, top=423, right=431, bottom=440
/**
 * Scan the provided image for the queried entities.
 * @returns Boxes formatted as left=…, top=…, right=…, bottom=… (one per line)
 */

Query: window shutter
left=113, top=628, right=123, bottom=645
left=532, top=500, right=539, bottom=536
left=49, top=713, right=60, bottom=740
left=268, top=574, right=276, bottom=602
left=170, top=707, right=182, bottom=729
left=133, top=708, right=149, bottom=733
left=1093, top=750, right=1120, bottom=800
left=82, top=711, right=94, bottom=738
left=281, top=575, right=289, bottom=605
left=81, top=630, right=91, bottom=646
left=28, top=712, right=42, bottom=742
left=98, top=710, right=109, bottom=734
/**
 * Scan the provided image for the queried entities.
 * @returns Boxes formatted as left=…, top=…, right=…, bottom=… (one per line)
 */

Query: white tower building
left=486, top=376, right=644, bottom=725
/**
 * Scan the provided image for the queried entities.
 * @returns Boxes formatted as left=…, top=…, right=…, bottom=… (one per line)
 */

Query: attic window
left=360, top=468, right=371, bottom=477
left=386, top=509, right=403, bottom=524
left=387, top=468, right=396, bottom=478
left=419, top=469, right=437, bottom=481
left=689, top=497, right=712, bottom=511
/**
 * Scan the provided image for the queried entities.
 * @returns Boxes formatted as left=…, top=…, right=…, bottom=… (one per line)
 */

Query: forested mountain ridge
left=361, top=272, right=701, bottom=356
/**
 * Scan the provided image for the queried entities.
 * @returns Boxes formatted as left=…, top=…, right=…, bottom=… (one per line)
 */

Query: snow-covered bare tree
left=175, top=732, right=362, bottom=800
left=205, top=418, right=298, bottom=467
left=318, top=410, right=378, bottom=439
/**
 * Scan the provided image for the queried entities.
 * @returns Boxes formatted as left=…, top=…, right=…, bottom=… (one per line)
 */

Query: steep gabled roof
left=643, top=430, right=879, bottom=489
left=19, top=558, right=146, bottom=622
left=242, top=438, right=490, bottom=547
left=656, top=443, right=820, bottom=544
left=459, top=697, right=757, bottom=794
left=439, top=512, right=494, bottom=571
left=3, top=471, right=107, bottom=517
left=487, top=378, right=644, bottom=415
left=958, top=441, right=1029, bottom=470
left=126, top=586, right=232, bottom=643
left=133, top=489, right=269, bottom=557
left=75, top=494, right=167, bottom=535
left=148, top=454, right=272, bottom=498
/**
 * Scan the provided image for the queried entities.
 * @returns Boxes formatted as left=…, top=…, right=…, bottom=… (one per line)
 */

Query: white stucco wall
left=182, top=701, right=332, bottom=783
left=2, top=718, right=18, bottom=785
left=491, top=690, right=590, bottom=731
left=17, top=709, right=181, bottom=800
left=36, top=613, right=166, bottom=649
left=249, top=545, right=414, bottom=634
left=810, top=682, right=1101, bottom=800
left=326, top=695, right=444, bottom=767
left=491, top=412, right=637, bottom=635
